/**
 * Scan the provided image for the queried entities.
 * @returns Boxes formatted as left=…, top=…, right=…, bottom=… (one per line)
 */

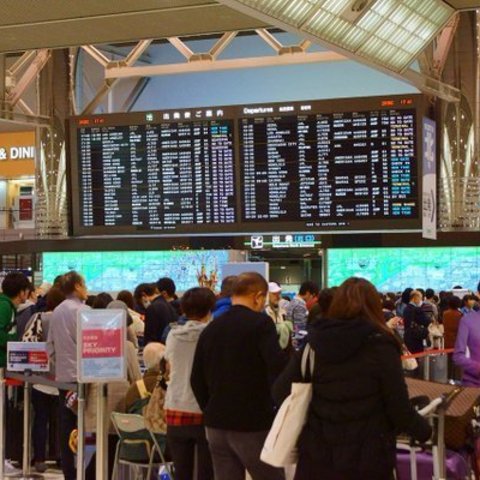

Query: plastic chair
left=149, top=430, right=174, bottom=479
left=111, top=412, right=170, bottom=480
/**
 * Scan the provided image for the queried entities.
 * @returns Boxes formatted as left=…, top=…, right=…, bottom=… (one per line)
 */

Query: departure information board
left=78, top=121, right=235, bottom=230
left=68, top=95, right=425, bottom=236
left=240, top=109, right=416, bottom=228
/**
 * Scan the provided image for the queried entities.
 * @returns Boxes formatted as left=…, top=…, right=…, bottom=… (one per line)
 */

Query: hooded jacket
left=0, top=293, right=17, bottom=368
left=165, top=320, right=207, bottom=413
left=273, top=316, right=431, bottom=477
left=212, top=297, right=232, bottom=319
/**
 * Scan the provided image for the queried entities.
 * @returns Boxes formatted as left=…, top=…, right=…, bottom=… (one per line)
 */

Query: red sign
left=82, top=329, right=122, bottom=358
left=19, top=197, right=32, bottom=220
left=28, top=351, right=48, bottom=364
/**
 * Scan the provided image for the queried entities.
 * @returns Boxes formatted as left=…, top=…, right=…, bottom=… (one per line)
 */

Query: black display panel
left=240, top=109, right=416, bottom=229
left=78, top=120, right=235, bottom=231
left=68, top=95, right=425, bottom=236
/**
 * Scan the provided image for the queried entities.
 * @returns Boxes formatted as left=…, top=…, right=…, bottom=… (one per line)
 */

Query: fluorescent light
left=219, top=0, right=455, bottom=73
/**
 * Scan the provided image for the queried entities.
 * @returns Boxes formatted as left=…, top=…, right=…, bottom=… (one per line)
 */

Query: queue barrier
left=0, top=369, right=86, bottom=480
left=401, top=348, right=455, bottom=383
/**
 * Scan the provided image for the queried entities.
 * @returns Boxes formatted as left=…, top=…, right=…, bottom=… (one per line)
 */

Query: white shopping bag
left=260, top=345, right=314, bottom=467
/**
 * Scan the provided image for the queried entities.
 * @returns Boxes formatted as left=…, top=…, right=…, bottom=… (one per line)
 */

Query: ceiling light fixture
left=218, top=0, right=455, bottom=73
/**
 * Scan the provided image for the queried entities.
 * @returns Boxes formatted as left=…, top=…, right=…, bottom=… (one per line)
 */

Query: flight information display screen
left=68, top=95, right=425, bottom=236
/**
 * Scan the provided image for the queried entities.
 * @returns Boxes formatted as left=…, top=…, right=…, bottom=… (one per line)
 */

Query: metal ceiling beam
left=209, top=32, right=237, bottom=60
left=16, top=98, right=35, bottom=116
left=0, top=109, right=50, bottom=128
left=122, top=39, right=153, bottom=66
left=402, top=69, right=461, bottom=103
left=105, top=50, right=348, bottom=79
left=7, top=51, right=36, bottom=77
left=432, top=14, right=460, bottom=78
left=255, top=29, right=283, bottom=52
left=6, top=49, right=51, bottom=106
left=82, top=45, right=110, bottom=68
left=82, top=39, right=152, bottom=114
left=167, top=38, right=194, bottom=60
left=96, top=45, right=152, bottom=65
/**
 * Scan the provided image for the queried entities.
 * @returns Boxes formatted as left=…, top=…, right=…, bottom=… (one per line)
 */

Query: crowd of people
left=0, top=269, right=478, bottom=479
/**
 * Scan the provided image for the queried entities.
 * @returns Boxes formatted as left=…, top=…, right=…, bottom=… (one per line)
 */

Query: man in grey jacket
left=47, top=271, right=89, bottom=480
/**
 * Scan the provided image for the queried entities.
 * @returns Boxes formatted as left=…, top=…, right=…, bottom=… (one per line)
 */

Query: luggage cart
left=397, top=388, right=468, bottom=480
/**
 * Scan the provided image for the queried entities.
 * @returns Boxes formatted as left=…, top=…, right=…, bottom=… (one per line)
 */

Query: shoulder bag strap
left=136, top=379, right=148, bottom=399
left=300, top=344, right=315, bottom=381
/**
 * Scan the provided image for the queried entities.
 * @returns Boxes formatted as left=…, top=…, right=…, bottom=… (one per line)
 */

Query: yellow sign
left=0, top=131, right=35, bottom=177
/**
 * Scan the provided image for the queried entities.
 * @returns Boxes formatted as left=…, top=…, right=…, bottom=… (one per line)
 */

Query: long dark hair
left=328, top=277, right=398, bottom=341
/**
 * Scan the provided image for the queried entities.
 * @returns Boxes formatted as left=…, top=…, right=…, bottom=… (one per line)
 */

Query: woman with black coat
left=272, top=277, right=431, bottom=480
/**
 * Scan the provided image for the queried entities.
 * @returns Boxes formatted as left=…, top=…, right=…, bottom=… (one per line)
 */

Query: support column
left=35, top=49, right=70, bottom=238
left=438, top=11, right=480, bottom=231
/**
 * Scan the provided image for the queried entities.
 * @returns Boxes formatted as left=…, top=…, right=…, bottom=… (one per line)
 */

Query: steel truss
left=73, top=27, right=461, bottom=115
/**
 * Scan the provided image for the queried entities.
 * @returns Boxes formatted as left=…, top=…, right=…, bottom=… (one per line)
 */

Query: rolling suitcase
left=396, top=447, right=470, bottom=480
left=427, top=338, right=448, bottom=384
left=429, top=352, right=448, bottom=384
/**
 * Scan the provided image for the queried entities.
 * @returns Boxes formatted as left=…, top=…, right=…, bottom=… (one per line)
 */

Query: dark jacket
left=15, top=304, right=36, bottom=340
left=144, top=296, right=178, bottom=346
left=272, top=317, right=431, bottom=478
left=403, top=303, right=430, bottom=353
left=190, top=305, right=287, bottom=431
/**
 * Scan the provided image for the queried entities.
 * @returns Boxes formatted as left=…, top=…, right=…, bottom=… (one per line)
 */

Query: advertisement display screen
left=328, top=247, right=480, bottom=292
left=42, top=250, right=228, bottom=293
left=68, top=95, right=425, bottom=236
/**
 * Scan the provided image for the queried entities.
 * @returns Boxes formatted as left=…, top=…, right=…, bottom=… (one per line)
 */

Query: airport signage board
left=422, top=117, right=436, bottom=240
left=77, top=309, right=126, bottom=383
left=7, top=342, right=50, bottom=372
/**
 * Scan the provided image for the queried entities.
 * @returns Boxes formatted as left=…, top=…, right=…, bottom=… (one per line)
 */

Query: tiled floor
left=4, top=463, right=63, bottom=479
left=43, top=470, right=63, bottom=480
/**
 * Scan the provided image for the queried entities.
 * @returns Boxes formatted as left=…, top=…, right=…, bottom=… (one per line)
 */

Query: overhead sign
left=77, top=309, right=127, bottom=383
left=422, top=117, right=436, bottom=240
left=7, top=342, right=50, bottom=372
left=245, top=234, right=321, bottom=250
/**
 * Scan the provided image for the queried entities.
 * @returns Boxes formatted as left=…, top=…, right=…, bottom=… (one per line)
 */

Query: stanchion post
left=77, top=383, right=85, bottom=480
left=96, top=383, right=108, bottom=480
left=0, top=368, right=5, bottom=480
left=22, top=379, right=31, bottom=476
left=424, top=353, right=431, bottom=381
left=437, top=411, right=446, bottom=479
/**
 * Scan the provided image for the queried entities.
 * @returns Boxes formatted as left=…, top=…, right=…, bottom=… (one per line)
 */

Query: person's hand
left=387, top=316, right=401, bottom=329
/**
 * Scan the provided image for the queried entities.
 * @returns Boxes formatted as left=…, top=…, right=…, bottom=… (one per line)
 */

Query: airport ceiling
left=0, top=0, right=269, bottom=54
left=0, top=1, right=478, bottom=55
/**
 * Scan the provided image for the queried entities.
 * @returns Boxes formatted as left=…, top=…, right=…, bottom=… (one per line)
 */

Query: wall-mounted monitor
left=68, top=94, right=425, bottom=236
